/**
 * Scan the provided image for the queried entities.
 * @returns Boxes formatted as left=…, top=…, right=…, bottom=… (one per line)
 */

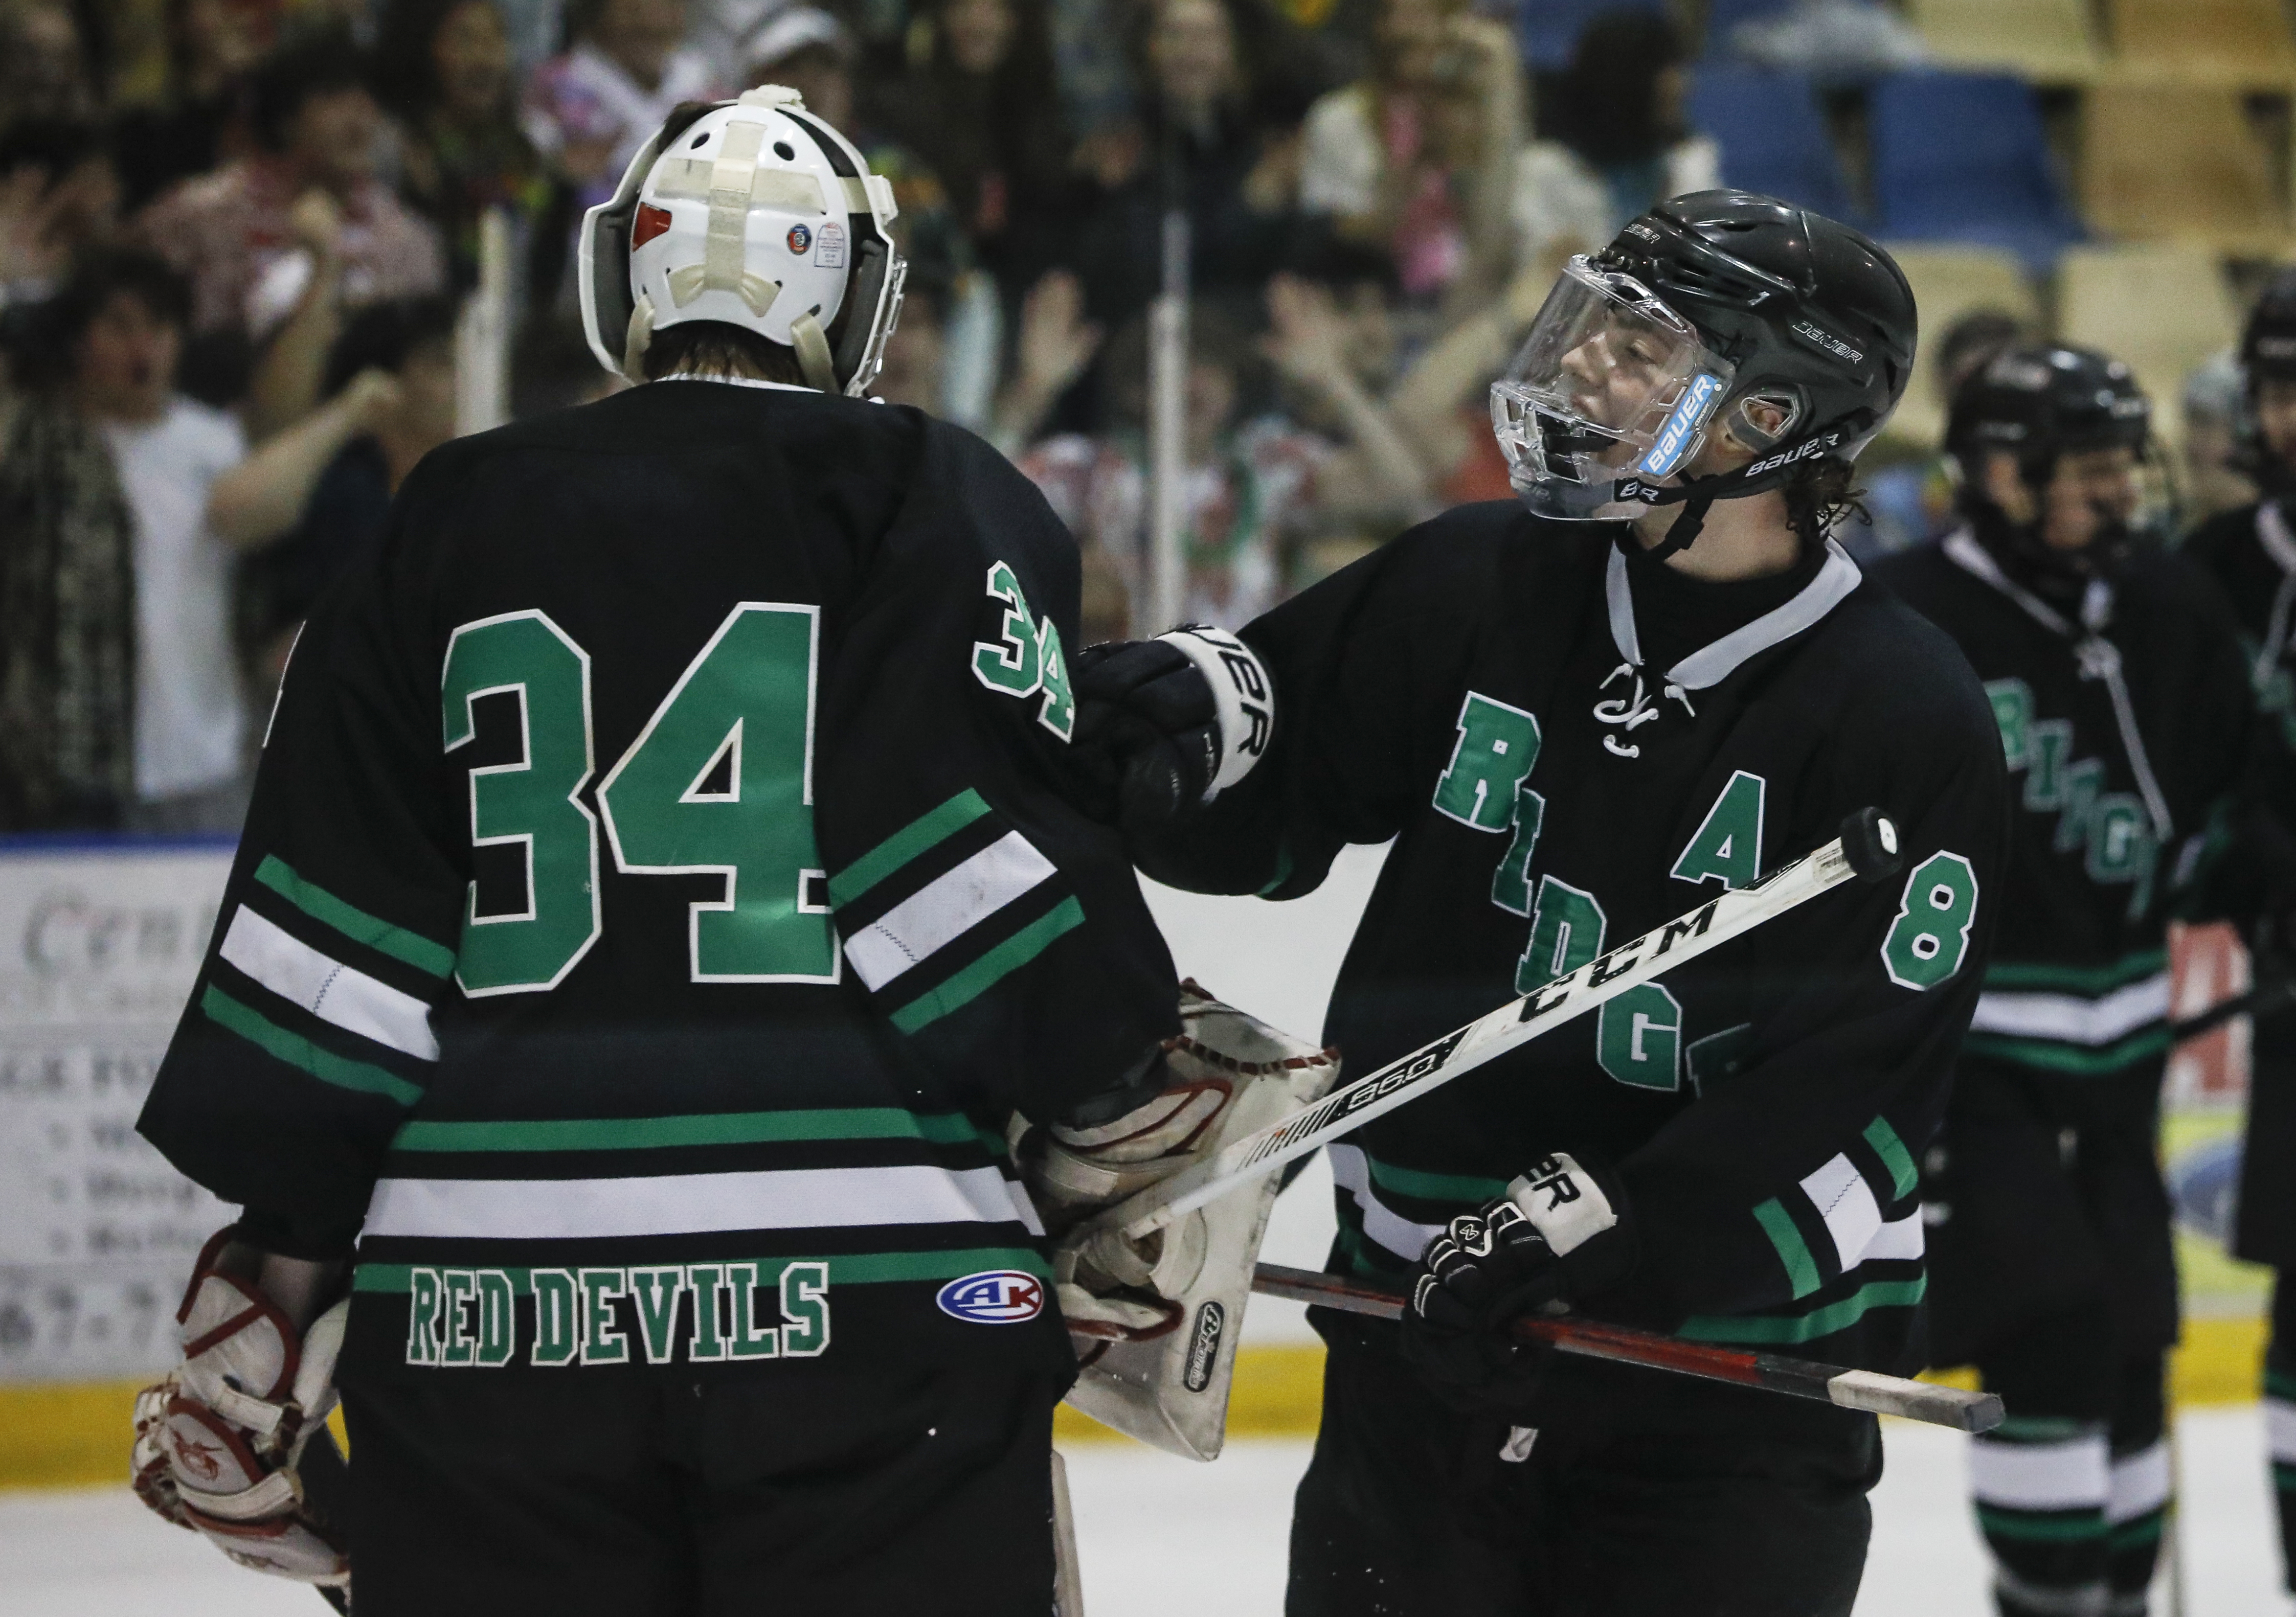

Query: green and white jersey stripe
left=829, top=789, right=1087, bottom=1036
left=221, top=904, right=439, bottom=1060
left=364, top=1162, right=1043, bottom=1241
left=843, top=830, right=1057, bottom=991
left=1964, top=949, right=2170, bottom=1076
left=2268, top=1368, right=2296, bottom=1490
left=251, top=853, right=457, bottom=978
left=199, top=855, right=451, bottom=1108
left=349, top=1245, right=1053, bottom=1297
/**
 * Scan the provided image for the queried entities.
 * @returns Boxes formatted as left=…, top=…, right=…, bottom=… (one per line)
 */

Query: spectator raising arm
left=1259, top=271, right=1430, bottom=521
left=207, top=368, right=400, bottom=548
left=988, top=268, right=1102, bottom=459
left=246, top=190, right=350, bottom=441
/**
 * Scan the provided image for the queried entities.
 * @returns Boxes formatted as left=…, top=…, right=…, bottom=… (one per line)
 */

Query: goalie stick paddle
left=1086, top=808, right=1906, bottom=1248
left=1249, top=1263, right=2005, bottom=1433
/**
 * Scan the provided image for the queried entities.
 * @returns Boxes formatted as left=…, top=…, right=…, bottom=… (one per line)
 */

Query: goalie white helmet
left=577, top=85, right=907, bottom=395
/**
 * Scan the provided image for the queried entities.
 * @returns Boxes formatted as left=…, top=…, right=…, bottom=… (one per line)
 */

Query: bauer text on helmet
left=576, top=85, right=907, bottom=396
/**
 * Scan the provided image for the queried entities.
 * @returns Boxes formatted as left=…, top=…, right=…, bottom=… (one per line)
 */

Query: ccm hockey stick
left=1251, top=1263, right=2003, bottom=1432
left=1079, top=808, right=1906, bottom=1251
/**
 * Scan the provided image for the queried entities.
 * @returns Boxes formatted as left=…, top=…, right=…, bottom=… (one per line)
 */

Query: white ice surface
left=7, top=1409, right=2282, bottom=1616
left=1060, top=1408, right=2293, bottom=1617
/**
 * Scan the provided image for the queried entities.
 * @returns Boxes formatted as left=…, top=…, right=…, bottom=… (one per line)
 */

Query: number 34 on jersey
left=440, top=601, right=839, bottom=996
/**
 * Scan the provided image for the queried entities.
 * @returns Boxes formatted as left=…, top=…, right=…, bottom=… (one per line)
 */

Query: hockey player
left=123, top=87, right=1233, bottom=1614
left=1069, top=192, right=2008, bottom=1614
left=2182, top=270, right=2296, bottom=1596
left=1875, top=346, right=2255, bottom=1617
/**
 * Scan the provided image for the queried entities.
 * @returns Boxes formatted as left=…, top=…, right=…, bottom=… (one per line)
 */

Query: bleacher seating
left=1868, top=71, right=2083, bottom=270
left=1518, top=0, right=1663, bottom=72
left=2079, top=83, right=2286, bottom=247
left=2056, top=243, right=2240, bottom=445
left=1699, top=0, right=1797, bottom=57
left=1902, top=0, right=2102, bottom=81
left=2104, top=0, right=2296, bottom=82
left=1876, top=245, right=2039, bottom=450
left=1686, top=66, right=1859, bottom=222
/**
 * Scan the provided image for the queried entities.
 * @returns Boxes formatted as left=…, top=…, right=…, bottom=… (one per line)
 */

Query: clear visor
left=1490, top=257, right=1737, bottom=517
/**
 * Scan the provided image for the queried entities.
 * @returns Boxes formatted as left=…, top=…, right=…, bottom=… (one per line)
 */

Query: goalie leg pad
left=1059, top=982, right=1339, bottom=1461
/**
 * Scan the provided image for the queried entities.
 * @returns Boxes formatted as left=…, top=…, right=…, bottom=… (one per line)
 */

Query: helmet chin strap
left=1606, top=423, right=1852, bottom=558
left=1643, top=485, right=1718, bottom=560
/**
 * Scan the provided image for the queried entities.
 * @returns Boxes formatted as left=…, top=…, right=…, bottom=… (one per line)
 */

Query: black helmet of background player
left=1490, top=190, right=1917, bottom=556
left=2238, top=266, right=2296, bottom=494
left=1946, top=343, right=2153, bottom=594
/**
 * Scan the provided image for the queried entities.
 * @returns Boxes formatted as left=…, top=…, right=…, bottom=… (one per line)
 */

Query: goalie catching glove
left=131, top=1227, right=351, bottom=1591
left=1401, top=1152, right=1637, bottom=1413
left=1031, top=982, right=1338, bottom=1459
left=1071, top=627, right=1274, bottom=832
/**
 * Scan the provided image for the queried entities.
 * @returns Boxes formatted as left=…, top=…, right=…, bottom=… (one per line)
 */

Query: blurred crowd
left=0, top=0, right=2181, bottom=837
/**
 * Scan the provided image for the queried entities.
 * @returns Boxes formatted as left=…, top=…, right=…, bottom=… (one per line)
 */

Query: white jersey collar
left=1940, top=526, right=2114, bottom=640
left=2251, top=501, right=2296, bottom=687
left=1940, top=526, right=2172, bottom=841
left=2258, top=499, right=2296, bottom=574
left=1604, top=535, right=1863, bottom=693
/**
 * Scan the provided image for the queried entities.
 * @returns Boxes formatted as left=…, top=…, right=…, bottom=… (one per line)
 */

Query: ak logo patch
left=936, top=1269, right=1045, bottom=1324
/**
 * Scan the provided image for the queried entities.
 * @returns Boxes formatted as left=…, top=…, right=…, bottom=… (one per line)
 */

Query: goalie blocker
left=1036, top=982, right=1338, bottom=1460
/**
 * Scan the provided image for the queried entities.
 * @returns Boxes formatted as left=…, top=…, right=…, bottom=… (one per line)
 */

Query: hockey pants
left=336, top=1359, right=1063, bottom=1616
left=2269, top=1275, right=2296, bottom=1593
left=1287, top=1326, right=1878, bottom=1616
left=1970, top=1301, right=2169, bottom=1617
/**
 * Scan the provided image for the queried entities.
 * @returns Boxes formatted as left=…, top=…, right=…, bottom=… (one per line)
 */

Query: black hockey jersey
left=1138, top=504, right=2008, bottom=1379
left=137, top=378, right=1179, bottom=1384
left=2184, top=498, right=2296, bottom=1266
left=1875, top=530, right=2252, bottom=1084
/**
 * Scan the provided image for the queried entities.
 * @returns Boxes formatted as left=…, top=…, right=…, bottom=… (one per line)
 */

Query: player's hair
left=9, top=245, right=192, bottom=393
left=640, top=320, right=809, bottom=386
left=250, top=31, right=373, bottom=151
left=1551, top=12, right=1687, bottom=170
left=1782, top=457, right=1864, bottom=550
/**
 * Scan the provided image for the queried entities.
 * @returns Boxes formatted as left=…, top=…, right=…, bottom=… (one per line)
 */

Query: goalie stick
left=1079, top=808, right=1906, bottom=1251
left=1250, top=1263, right=2005, bottom=1433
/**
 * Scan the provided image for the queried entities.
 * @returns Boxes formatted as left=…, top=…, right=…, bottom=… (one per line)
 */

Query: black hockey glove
left=1072, top=628, right=1275, bottom=833
left=1401, top=1152, right=1636, bottom=1413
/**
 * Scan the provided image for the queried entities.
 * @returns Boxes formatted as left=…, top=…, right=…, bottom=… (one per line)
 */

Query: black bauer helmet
left=1946, top=344, right=2151, bottom=489
left=2244, top=267, right=2296, bottom=384
left=1491, top=190, right=1917, bottom=554
left=2236, top=267, right=2296, bottom=491
left=1945, top=343, right=2156, bottom=584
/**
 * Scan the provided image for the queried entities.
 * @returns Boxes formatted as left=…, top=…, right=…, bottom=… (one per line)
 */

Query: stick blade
left=1825, top=1369, right=2004, bottom=1431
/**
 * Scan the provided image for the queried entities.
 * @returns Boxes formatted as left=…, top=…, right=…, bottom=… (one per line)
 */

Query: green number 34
left=442, top=604, right=838, bottom=994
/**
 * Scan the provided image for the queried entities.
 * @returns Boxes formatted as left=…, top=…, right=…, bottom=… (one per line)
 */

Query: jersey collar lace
left=1942, top=526, right=2173, bottom=842
left=1595, top=535, right=1862, bottom=758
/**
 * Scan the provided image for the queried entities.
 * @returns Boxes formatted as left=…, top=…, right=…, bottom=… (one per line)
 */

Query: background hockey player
left=1069, top=191, right=2008, bottom=1616
left=2182, top=271, right=2296, bottom=1599
left=121, top=85, right=1241, bottom=1615
left=1876, top=347, right=2255, bottom=1617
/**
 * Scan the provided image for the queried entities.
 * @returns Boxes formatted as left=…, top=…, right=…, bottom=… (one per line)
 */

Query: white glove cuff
left=1504, top=1152, right=1618, bottom=1257
left=1157, top=627, right=1274, bottom=796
